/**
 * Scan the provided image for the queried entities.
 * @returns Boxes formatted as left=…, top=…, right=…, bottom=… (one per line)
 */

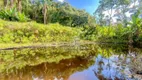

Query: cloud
left=57, top=0, right=64, bottom=3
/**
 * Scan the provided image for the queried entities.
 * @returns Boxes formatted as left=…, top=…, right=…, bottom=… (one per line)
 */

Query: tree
left=0, top=0, right=94, bottom=26
left=10, top=0, right=16, bottom=8
left=104, top=0, right=116, bottom=25
left=115, top=0, right=130, bottom=26
left=95, top=0, right=131, bottom=26
left=41, top=0, right=53, bottom=24
left=94, top=0, right=108, bottom=26
left=94, top=0, right=116, bottom=25
left=10, top=0, right=14, bottom=8
left=17, top=0, right=22, bottom=12
left=3, top=0, right=8, bottom=8
left=43, top=2, right=47, bottom=24
left=0, top=1, right=4, bottom=7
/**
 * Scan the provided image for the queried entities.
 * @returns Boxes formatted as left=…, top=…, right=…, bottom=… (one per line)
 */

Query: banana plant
left=130, top=10, right=141, bottom=29
left=128, top=10, right=142, bottom=43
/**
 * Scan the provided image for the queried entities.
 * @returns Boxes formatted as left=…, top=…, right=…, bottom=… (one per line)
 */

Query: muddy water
left=0, top=44, right=142, bottom=80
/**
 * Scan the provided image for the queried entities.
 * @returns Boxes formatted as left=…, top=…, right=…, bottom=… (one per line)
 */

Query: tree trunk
left=4, top=0, right=8, bottom=8
left=17, top=0, right=22, bottom=12
left=109, top=9, right=112, bottom=26
left=10, top=0, right=14, bottom=8
left=43, top=3, right=47, bottom=24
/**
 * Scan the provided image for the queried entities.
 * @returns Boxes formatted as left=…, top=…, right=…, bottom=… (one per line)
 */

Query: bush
left=81, top=24, right=131, bottom=43
left=0, top=8, right=29, bottom=22
left=0, top=19, right=80, bottom=43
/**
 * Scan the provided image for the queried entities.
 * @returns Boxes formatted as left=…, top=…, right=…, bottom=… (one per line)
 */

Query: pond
left=0, top=43, right=142, bottom=80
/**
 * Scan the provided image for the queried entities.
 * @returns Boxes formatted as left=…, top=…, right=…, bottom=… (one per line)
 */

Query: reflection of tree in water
left=0, top=45, right=97, bottom=74
left=1, top=44, right=142, bottom=80
left=93, top=45, right=142, bottom=80
left=127, top=51, right=142, bottom=79
left=0, top=44, right=98, bottom=80
left=0, top=57, right=94, bottom=80
left=93, top=55, right=131, bottom=80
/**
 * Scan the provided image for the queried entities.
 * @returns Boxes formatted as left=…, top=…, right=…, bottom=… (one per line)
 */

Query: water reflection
left=69, top=55, right=131, bottom=80
left=0, top=57, right=94, bottom=80
left=0, top=44, right=142, bottom=80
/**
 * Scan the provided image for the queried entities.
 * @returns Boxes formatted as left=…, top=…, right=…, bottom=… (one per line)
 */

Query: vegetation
left=0, top=44, right=98, bottom=74
left=0, top=8, right=29, bottom=22
left=0, top=0, right=142, bottom=44
left=0, top=19, right=80, bottom=43
left=0, top=43, right=140, bottom=79
left=0, top=44, right=130, bottom=75
left=84, top=0, right=142, bottom=44
left=82, top=14, right=142, bottom=44
left=0, top=0, right=95, bottom=27
left=1, top=0, right=142, bottom=80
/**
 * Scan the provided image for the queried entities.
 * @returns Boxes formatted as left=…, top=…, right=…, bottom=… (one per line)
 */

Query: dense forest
left=0, top=0, right=142, bottom=45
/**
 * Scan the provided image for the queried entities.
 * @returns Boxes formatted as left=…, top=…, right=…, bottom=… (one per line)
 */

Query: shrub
left=0, top=8, right=29, bottom=22
left=0, top=19, right=80, bottom=43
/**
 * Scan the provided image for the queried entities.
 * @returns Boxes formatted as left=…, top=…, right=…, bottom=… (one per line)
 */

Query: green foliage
left=0, top=43, right=128, bottom=75
left=21, top=1, right=94, bottom=27
left=0, top=0, right=142, bottom=44
left=128, top=10, right=142, bottom=29
left=0, top=44, right=98, bottom=74
left=0, top=0, right=95, bottom=27
left=80, top=26, right=96, bottom=40
left=81, top=24, right=132, bottom=43
left=16, top=12, right=29, bottom=22
left=127, top=10, right=142, bottom=42
left=0, top=19, right=80, bottom=43
left=48, top=3, right=93, bottom=27
left=0, top=8, right=29, bottom=22
left=81, top=9, right=142, bottom=44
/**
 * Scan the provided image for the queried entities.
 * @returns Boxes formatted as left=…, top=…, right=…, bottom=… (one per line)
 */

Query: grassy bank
left=0, top=19, right=81, bottom=45
left=1, top=19, right=142, bottom=49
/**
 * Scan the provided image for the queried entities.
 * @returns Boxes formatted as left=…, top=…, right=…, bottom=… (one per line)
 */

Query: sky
left=57, top=0, right=100, bottom=15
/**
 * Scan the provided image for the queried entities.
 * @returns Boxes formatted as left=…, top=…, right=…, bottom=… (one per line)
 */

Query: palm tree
left=3, top=0, right=8, bottom=8
left=43, top=1, right=47, bottom=24
left=42, top=0, right=53, bottom=24
left=17, top=0, right=22, bottom=12
left=10, top=0, right=16, bottom=8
